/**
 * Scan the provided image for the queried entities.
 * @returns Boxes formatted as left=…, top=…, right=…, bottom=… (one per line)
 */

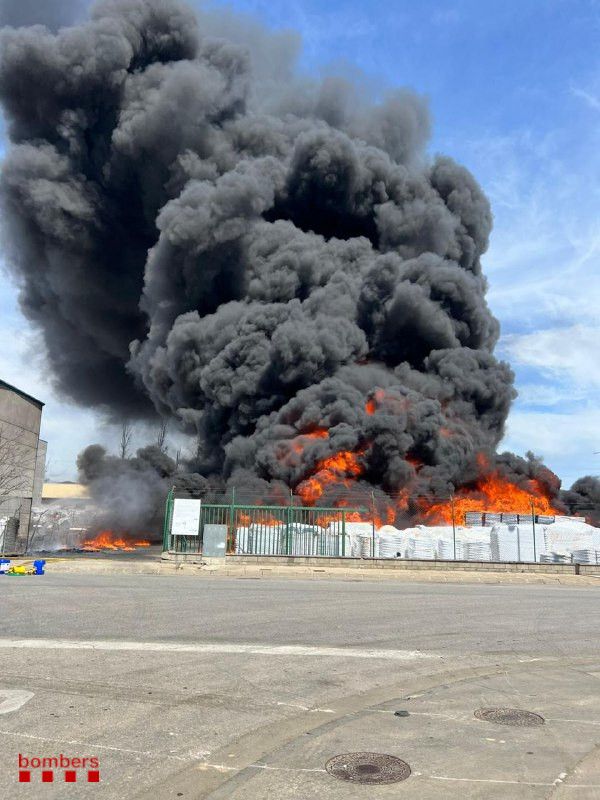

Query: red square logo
left=64, top=770, right=77, bottom=782
left=42, top=770, right=54, bottom=782
left=19, top=771, right=31, bottom=783
left=88, top=770, right=100, bottom=782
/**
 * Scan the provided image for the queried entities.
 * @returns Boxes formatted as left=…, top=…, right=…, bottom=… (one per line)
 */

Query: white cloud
left=502, top=324, right=600, bottom=390
left=570, top=85, right=600, bottom=112
left=460, top=124, right=600, bottom=485
left=501, top=407, right=600, bottom=486
left=461, top=126, right=600, bottom=335
left=513, top=383, right=588, bottom=408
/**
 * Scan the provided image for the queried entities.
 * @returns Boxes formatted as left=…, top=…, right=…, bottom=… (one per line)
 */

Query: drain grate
left=474, top=708, right=545, bottom=727
left=325, top=753, right=411, bottom=784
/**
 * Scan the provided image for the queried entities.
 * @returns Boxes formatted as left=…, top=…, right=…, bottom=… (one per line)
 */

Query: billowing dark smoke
left=0, top=0, right=579, bottom=523
left=76, top=442, right=213, bottom=536
left=561, top=477, right=600, bottom=526
left=77, top=444, right=176, bottom=534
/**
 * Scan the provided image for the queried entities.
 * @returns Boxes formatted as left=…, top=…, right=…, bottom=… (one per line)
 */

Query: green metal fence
left=162, top=489, right=364, bottom=557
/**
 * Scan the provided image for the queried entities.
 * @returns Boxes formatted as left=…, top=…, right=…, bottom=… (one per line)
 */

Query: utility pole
left=451, top=494, right=457, bottom=560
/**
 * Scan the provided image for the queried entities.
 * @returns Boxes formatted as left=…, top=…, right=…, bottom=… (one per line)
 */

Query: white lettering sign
left=171, top=499, right=201, bottom=536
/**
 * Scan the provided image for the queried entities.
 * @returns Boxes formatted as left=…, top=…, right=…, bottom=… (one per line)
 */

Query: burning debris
left=81, top=531, right=151, bottom=552
left=0, top=0, right=596, bottom=529
left=29, top=503, right=152, bottom=552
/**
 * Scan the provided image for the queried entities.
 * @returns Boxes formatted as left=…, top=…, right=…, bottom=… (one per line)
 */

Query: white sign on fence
left=171, top=498, right=201, bottom=536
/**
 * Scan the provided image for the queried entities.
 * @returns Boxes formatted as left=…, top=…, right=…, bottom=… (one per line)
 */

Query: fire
left=365, top=388, right=386, bottom=415
left=422, top=470, right=563, bottom=525
left=82, top=531, right=152, bottom=552
left=283, top=414, right=565, bottom=532
left=364, top=388, right=409, bottom=416
left=290, top=429, right=328, bottom=454
left=279, top=429, right=329, bottom=465
left=296, top=449, right=364, bottom=504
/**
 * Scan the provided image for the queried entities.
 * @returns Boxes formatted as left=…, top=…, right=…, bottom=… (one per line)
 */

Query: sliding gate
left=163, top=491, right=364, bottom=557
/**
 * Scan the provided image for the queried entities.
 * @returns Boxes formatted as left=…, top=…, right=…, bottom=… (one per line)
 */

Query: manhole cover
left=474, top=708, right=545, bottom=727
left=325, top=752, right=411, bottom=784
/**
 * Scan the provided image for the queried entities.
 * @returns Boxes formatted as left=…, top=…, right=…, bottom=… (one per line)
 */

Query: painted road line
left=0, top=638, right=436, bottom=661
left=0, top=690, right=34, bottom=715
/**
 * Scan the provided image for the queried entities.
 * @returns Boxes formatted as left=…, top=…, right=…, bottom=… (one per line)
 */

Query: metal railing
left=162, top=489, right=365, bottom=557
left=162, top=490, right=599, bottom=564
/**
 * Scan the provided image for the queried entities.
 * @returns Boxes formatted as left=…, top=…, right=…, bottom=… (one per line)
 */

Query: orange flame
left=278, top=429, right=329, bottom=466
left=365, top=388, right=386, bottom=415
left=422, top=470, right=563, bottom=525
left=82, top=531, right=152, bottom=552
left=296, top=449, right=364, bottom=504
left=278, top=415, right=566, bottom=532
left=290, top=429, right=329, bottom=454
left=365, top=388, right=410, bottom=416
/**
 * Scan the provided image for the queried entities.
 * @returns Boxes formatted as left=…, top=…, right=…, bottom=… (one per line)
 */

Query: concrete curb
left=8, top=556, right=600, bottom=585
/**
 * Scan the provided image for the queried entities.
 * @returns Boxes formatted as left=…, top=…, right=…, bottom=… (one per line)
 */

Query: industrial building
left=0, top=379, right=46, bottom=553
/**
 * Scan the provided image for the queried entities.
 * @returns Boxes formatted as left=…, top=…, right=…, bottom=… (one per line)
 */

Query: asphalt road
left=0, top=574, right=599, bottom=799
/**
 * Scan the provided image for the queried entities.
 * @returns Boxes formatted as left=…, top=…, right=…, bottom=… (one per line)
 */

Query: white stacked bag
left=543, top=517, right=597, bottom=563
left=235, top=526, right=250, bottom=554
left=458, top=525, right=492, bottom=561
left=490, top=524, right=546, bottom=562
left=462, top=540, right=491, bottom=561
left=247, top=523, right=284, bottom=554
left=337, top=522, right=374, bottom=557
left=571, top=548, right=599, bottom=565
left=288, top=523, right=323, bottom=556
left=234, top=512, right=600, bottom=564
left=378, top=525, right=407, bottom=558
left=437, top=538, right=464, bottom=560
left=405, top=526, right=436, bottom=560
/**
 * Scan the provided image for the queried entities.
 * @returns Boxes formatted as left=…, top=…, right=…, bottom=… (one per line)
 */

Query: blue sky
left=0, top=0, right=599, bottom=483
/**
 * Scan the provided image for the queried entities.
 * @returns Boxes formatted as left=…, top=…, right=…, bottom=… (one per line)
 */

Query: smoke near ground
left=76, top=444, right=176, bottom=533
left=0, top=0, right=595, bottom=533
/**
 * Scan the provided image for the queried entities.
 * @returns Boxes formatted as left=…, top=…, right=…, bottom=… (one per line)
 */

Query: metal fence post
left=228, top=487, right=236, bottom=554
left=162, top=487, right=174, bottom=552
left=531, top=500, right=537, bottom=562
left=451, top=494, right=457, bottom=560
left=286, top=489, right=293, bottom=555
left=371, top=491, right=376, bottom=558
left=341, top=509, right=346, bottom=557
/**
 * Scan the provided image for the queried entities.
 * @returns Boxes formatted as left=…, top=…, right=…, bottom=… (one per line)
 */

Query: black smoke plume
left=77, top=443, right=176, bottom=534
left=561, top=477, right=600, bottom=526
left=0, top=0, right=584, bottom=527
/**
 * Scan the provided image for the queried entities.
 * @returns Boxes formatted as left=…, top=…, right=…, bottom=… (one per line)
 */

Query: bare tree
left=156, top=421, right=168, bottom=452
left=25, top=504, right=51, bottom=554
left=119, top=422, right=133, bottom=459
left=0, top=423, right=33, bottom=555
left=0, top=423, right=33, bottom=501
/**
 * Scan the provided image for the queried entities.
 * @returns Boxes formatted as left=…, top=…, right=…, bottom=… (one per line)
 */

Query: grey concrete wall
left=32, top=439, right=47, bottom=506
left=164, top=552, right=592, bottom=576
left=0, top=384, right=43, bottom=552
